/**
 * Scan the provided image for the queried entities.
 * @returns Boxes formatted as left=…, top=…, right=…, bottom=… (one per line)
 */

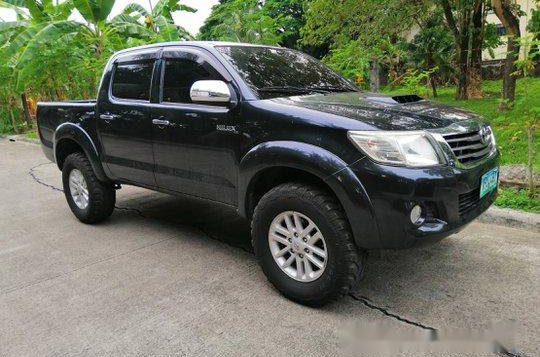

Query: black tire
left=252, top=182, right=365, bottom=306
left=62, top=152, right=115, bottom=224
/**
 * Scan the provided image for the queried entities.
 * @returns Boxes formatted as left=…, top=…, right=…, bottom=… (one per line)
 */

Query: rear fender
left=53, top=123, right=109, bottom=182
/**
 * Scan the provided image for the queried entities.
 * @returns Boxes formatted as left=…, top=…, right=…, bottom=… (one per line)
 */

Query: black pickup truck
left=37, top=42, right=499, bottom=306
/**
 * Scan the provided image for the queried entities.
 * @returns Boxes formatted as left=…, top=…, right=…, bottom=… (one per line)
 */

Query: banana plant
left=0, top=0, right=196, bottom=99
left=1, top=0, right=117, bottom=68
left=112, top=0, right=195, bottom=42
left=0, top=0, right=71, bottom=51
left=0, top=0, right=119, bottom=99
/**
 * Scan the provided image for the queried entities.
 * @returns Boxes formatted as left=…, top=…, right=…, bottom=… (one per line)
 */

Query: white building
left=483, top=0, right=538, bottom=60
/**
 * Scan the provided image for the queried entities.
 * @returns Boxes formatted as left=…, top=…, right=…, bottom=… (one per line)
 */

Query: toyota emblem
left=479, top=126, right=491, bottom=145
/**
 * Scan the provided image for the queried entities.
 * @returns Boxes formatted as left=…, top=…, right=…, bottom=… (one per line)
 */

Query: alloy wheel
left=268, top=211, right=328, bottom=282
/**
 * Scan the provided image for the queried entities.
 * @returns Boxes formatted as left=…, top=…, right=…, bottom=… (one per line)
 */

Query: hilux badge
left=479, top=126, right=490, bottom=145
left=216, top=125, right=238, bottom=134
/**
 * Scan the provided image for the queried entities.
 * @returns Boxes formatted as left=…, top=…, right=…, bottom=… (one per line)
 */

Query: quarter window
left=162, top=58, right=221, bottom=103
left=111, top=61, right=154, bottom=101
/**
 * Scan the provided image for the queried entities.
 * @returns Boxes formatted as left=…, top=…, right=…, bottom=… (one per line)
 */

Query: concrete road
left=0, top=138, right=538, bottom=356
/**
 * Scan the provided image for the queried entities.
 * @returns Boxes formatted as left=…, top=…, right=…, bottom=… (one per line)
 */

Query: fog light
left=410, top=205, right=424, bottom=225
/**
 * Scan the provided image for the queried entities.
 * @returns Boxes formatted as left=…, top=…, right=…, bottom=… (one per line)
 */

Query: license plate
left=480, top=168, right=499, bottom=198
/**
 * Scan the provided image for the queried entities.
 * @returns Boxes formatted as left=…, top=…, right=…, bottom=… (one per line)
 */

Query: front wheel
left=62, top=152, right=116, bottom=224
left=251, top=183, right=365, bottom=306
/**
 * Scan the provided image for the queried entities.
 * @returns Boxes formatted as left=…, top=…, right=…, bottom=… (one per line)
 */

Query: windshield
left=216, top=45, right=358, bottom=99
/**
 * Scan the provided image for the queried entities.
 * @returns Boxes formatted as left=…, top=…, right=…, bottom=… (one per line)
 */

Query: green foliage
left=322, top=40, right=369, bottom=86
left=527, top=6, right=540, bottom=59
left=483, top=22, right=503, bottom=59
left=301, top=0, right=428, bottom=86
left=403, top=12, right=455, bottom=95
left=262, top=0, right=307, bottom=49
left=72, top=0, right=115, bottom=24
left=0, top=0, right=195, bottom=133
left=495, top=188, right=539, bottom=212
left=407, top=13, right=454, bottom=70
left=302, top=0, right=428, bottom=48
left=527, top=4, right=540, bottom=34
left=198, top=0, right=305, bottom=45
left=401, top=68, right=437, bottom=97
left=112, top=0, right=195, bottom=42
left=25, top=130, right=37, bottom=139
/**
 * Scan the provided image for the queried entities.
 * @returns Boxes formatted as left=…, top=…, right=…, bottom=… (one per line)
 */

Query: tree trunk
left=370, top=58, right=380, bottom=92
left=467, top=67, right=483, bottom=98
left=442, top=0, right=486, bottom=100
left=499, top=36, right=519, bottom=110
left=21, top=93, right=33, bottom=130
left=527, top=125, right=535, bottom=198
left=9, top=109, right=19, bottom=134
left=456, top=27, right=469, bottom=100
left=491, top=0, right=521, bottom=111
left=430, top=76, right=438, bottom=98
left=467, top=1, right=485, bottom=98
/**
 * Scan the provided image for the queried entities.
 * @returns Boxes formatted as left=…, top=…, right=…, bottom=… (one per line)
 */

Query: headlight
left=347, top=130, right=442, bottom=167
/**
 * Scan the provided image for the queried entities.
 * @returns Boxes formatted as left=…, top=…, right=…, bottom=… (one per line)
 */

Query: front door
left=97, top=51, right=159, bottom=187
left=151, top=48, right=246, bottom=205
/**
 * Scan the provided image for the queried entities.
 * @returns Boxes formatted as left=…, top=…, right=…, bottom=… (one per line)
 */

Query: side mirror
left=190, top=80, right=231, bottom=104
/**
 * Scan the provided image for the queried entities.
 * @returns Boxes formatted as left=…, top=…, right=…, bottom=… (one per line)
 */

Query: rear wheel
left=62, top=152, right=115, bottom=224
left=252, top=182, right=365, bottom=306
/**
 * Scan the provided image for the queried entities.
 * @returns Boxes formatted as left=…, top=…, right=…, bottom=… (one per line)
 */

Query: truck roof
left=113, top=41, right=283, bottom=56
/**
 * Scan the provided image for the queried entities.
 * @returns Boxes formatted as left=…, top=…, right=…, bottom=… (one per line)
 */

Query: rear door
left=97, top=50, right=160, bottom=187
left=151, top=47, right=246, bottom=204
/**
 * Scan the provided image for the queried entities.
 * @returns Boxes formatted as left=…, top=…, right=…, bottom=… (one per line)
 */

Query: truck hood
left=269, top=92, right=486, bottom=131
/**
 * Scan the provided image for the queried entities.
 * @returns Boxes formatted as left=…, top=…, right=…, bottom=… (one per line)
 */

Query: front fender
left=238, top=141, right=381, bottom=249
left=53, top=123, right=109, bottom=182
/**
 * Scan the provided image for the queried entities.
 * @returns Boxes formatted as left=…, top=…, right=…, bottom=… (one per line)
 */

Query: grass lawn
left=496, top=187, right=539, bottom=213
left=25, top=130, right=38, bottom=140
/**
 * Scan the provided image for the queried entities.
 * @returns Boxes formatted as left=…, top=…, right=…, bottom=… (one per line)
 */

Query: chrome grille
left=442, top=129, right=492, bottom=165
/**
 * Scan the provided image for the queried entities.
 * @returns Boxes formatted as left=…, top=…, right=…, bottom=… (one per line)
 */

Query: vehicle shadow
left=115, top=188, right=253, bottom=252
left=112, top=188, right=534, bottom=356
left=114, top=187, right=466, bottom=299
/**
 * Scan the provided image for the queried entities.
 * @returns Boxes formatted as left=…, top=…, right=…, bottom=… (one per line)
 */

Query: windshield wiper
left=258, top=86, right=330, bottom=95
left=308, top=85, right=357, bottom=93
left=258, top=85, right=357, bottom=96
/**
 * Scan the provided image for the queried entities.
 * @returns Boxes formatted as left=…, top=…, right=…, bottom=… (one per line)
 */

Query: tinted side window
left=112, top=61, right=154, bottom=101
left=162, top=59, right=220, bottom=103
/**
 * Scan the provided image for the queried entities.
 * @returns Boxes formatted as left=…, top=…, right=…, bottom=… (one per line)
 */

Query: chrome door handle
left=99, top=114, right=116, bottom=121
left=152, top=119, right=170, bottom=126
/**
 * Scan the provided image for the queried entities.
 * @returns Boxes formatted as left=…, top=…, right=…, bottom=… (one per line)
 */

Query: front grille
left=442, top=129, right=492, bottom=165
left=458, top=187, right=481, bottom=218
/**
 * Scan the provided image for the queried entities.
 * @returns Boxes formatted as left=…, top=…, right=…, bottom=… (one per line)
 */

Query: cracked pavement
left=1, top=139, right=538, bottom=356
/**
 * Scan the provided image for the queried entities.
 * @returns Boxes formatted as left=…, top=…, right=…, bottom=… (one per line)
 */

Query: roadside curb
left=478, top=206, right=539, bottom=233
left=1, top=134, right=40, bottom=145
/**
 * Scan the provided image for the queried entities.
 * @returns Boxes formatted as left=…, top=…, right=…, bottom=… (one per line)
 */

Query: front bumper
left=346, top=152, right=499, bottom=249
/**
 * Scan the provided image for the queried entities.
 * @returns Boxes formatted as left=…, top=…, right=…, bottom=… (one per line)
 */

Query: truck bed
left=36, top=100, right=98, bottom=162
